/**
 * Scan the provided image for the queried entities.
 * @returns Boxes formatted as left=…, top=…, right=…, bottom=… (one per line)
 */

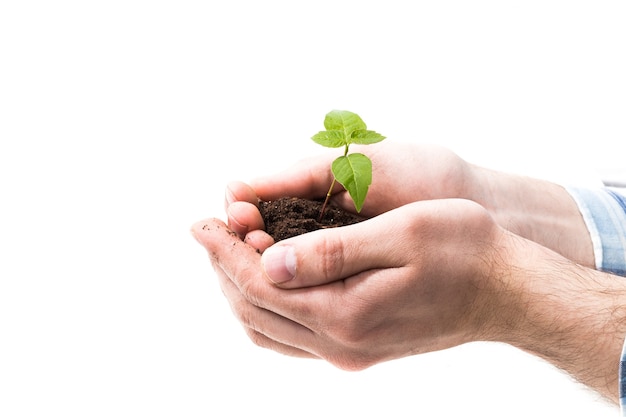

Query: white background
left=1, top=1, right=625, bottom=416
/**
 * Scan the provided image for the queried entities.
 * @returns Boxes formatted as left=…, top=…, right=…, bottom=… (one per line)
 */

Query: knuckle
left=238, top=277, right=264, bottom=309
left=230, top=297, right=256, bottom=328
left=335, top=323, right=368, bottom=347
left=325, top=312, right=372, bottom=349
left=244, top=328, right=269, bottom=349
left=316, top=233, right=347, bottom=282
left=325, top=350, right=376, bottom=372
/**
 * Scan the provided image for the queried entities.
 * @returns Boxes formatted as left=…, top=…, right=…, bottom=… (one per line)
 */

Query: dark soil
left=259, top=197, right=365, bottom=242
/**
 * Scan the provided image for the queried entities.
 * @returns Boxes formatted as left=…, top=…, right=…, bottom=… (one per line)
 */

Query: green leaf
left=350, top=129, right=386, bottom=145
left=331, top=153, right=372, bottom=212
left=324, top=110, right=367, bottom=139
left=311, top=130, right=346, bottom=148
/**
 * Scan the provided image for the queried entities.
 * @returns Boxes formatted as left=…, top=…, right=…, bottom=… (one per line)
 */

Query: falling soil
left=259, top=197, right=365, bottom=242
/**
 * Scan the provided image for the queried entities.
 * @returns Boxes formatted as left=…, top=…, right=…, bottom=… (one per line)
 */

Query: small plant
left=311, top=110, right=386, bottom=219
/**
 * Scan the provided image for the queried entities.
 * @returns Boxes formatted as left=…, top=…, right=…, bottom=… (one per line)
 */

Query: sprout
left=311, top=110, right=386, bottom=218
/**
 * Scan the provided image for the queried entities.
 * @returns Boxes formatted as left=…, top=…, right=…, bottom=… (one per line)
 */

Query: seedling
left=311, top=110, right=386, bottom=219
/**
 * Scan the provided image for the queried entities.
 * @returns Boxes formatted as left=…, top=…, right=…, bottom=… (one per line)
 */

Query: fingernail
left=225, top=184, right=236, bottom=207
left=262, top=245, right=297, bottom=284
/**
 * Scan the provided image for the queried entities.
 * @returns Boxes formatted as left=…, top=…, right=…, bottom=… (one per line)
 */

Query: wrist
left=487, top=233, right=626, bottom=402
left=470, top=165, right=594, bottom=268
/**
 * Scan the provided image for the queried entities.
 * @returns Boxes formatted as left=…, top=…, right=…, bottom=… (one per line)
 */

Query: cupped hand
left=250, top=141, right=480, bottom=217
left=192, top=199, right=513, bottom=370
left=224, top=141, right=482, bottom=251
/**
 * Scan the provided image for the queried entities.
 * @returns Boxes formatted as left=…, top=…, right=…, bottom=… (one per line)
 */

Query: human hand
left=196, top=195, right=626, bottom=402
left=247, top=141, right=479, bottom=218
left=224, top=141, right=480, bottom=251
left=193, top=199, right=513, bottom=368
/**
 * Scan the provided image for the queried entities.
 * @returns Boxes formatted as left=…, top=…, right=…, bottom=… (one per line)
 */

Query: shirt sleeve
left=564, top=186, right=626, bottom=413
left=565, top=186, right=626, bottom=276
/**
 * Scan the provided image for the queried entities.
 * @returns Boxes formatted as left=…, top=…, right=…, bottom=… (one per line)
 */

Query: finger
left=260, top=209, right=407, bottom=288
left=197, top=221, right=322, bottom=354
left=212, top=259, right=318, bottom=359
left=250, top=154, right=344, bottom=202
left=225, top=181, right=259, bottom=210
left=244, top=229, right=275, bottom=253
left=191, top=218, right=266, bottom=283
left=243, top=329, right=318, bottom=359
left=192, top=218, right=343, bottom=347
left=227, top=201, right=265, bottom=239
left=192, top=218, right=311, bottom=317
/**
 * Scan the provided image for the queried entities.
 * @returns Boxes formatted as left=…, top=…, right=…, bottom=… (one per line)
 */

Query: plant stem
left=318, top=178, right=336, bottom=222
left=318, top=144, right=349, bottom=222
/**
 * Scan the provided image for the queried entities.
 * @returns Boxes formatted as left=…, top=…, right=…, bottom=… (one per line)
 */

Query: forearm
left=490, top=234, right=626, bottom=402
left=471, top=165, right=595, bottom=268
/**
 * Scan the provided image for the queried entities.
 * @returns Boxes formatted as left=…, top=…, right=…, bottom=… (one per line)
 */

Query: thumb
left=250, top=153, right=339, bottom=202
left=260, top=213, right=404, bottom=288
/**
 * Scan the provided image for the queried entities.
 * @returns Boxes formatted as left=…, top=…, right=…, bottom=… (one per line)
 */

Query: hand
left=226, top=141, right=594, bottom=267
left=248, top=141, right=478, bottom=218
left=193, top=199, right=512, bottom=368
left=194, top=199, right=626, bottom=402
left=224, top=141, right=479, bottom=251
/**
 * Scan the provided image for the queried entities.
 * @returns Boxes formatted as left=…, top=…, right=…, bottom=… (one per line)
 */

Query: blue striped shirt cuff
left=565, top=186, right=626, bottom=413
left=564, top=187, right=626, bottom=276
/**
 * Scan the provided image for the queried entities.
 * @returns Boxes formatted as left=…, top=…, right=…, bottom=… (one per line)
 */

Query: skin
left=192, top=142, right=626, bottom=403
